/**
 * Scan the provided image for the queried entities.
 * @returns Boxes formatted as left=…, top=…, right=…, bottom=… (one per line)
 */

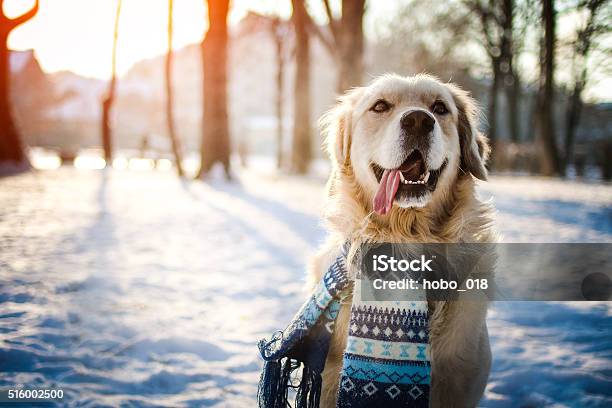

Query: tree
left=563, top=0, right=609, bottom=171
left=0, top=0, right=38, bottom=165
left=464, top=0, right=522, bottom=149
left=307, top=0, right=366, bottom=93
left=197, top=0, right=230, bottom=179
left=165, top=0, right=184, bottom=176
left=101, top=0, right=122, bottom=165
left=501, top=0, right=521, bottom=144
left=270, top=16, right=287, bottom=170
left=535, top=0, right=562, bottom=176
left=290, top=0, right=312, bottom=174
left=372, top=2, right=474, bottom=77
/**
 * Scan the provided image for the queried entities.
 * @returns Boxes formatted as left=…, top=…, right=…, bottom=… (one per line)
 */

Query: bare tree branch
left=304, top=13, right=336, bottom=56
left=9, top=0, right=39, bottom=29
left=300, top=0, right=340, bottom=55
left=464, top=0, right=499, bottom=59
left=321, top=0, right=340, bottom=44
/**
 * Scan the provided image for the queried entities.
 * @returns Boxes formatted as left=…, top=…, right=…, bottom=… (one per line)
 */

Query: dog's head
left=323, top=74, right=489, bottom=216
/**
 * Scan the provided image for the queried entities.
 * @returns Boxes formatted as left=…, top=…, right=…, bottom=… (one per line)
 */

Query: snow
left=0, top=161, right=610, bottom=407
left=478, top=176, right=612, bottom=242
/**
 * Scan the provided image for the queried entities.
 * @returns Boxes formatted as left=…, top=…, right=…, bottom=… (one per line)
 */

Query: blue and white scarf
left=257, top=254, right=431, bottom=407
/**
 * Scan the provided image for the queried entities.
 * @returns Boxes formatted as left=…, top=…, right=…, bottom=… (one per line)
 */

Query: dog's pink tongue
left=373, top=169, right=400, bottom=215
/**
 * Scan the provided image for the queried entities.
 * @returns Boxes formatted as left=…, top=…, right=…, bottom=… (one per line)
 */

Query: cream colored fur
left=308, top=74, right=496, bottom=408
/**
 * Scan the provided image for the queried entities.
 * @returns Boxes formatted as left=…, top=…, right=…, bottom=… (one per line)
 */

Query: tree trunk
left=272, top=18, right=285, bottom=170
left=564, top=80, right=583, bottom=170
left=488, top=61, right=500, bottom=165
left=101, top=0, right=122, bottom=165
left=291, top=0, right=312, bottom=174
left=507, top=73, right=521, bottom=143
left=337, top=0, right=365, bottom=93
left=501, top=0, right=520, bottom=143
left=165, top=0, right=184, bottom=177
left=101, top=94, right=113, bottom=162
left=0, top=32, right=25, bottom=164
left=0, top=1, right=40, bottom=165
left=535, top=0, right=562, bottom=176
left=198, top=0, right=230, bottom=179
left=562, top=0, right=604, bottom=172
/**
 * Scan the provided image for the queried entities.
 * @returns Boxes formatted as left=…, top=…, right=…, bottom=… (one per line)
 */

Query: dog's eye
left=431, top=101, right=449, bottom=115
left=370, top=99, right=391, bottom=113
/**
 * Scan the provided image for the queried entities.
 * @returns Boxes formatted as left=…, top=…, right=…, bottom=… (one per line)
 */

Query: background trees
left=1, top=0, right=609, bottom=181
left=286, top=0, right=367, bottom=173
left=165, top=0, right=184, bottom=176
left=0, top=0, right=38, bottom=165
left=463, top=0, right=524, bottom=153
left=197, top=0, right=230, bottom=178
left=269, top=16, right=288, bottom=170
left=535, top=0, right=562, bottom=176
left=310, top=0, right=366, bottom=93
left=290, top=0, right=312, bottom=174
left=101, top=0, right=122, bottom=165
left=563, top=0, right=610, bottom=172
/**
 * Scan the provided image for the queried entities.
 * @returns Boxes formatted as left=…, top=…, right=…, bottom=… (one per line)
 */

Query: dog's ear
left=321, top=87, right=363, bottom=167
left=449, top=85, right=489, bottom=181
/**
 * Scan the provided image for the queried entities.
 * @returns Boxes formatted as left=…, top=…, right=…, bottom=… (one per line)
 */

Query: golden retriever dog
left=308, top=74, right=495, bottom=407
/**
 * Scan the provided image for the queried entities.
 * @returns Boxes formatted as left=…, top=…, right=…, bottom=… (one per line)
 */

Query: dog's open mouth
left=371, top=150, right=447, bottom=215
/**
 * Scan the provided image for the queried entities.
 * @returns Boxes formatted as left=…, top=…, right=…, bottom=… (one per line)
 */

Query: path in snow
left=0, top=166, right=610, bottom=407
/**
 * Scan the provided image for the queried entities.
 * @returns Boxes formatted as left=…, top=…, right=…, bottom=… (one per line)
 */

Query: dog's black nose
left=400, top=110, right=435, bottom=136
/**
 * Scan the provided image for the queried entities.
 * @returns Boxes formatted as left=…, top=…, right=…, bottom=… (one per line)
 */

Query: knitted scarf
left=257, top=253, right=431, bottom=407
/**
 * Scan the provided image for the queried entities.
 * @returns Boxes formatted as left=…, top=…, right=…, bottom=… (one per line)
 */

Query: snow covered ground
left=0, top=162, right=611, bottom=407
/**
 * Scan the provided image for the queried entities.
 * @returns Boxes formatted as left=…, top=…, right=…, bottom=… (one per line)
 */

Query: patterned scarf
left=257, top=253, right=431, bottom=407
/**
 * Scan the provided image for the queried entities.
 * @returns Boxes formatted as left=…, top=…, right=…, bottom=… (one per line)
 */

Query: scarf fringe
left=257, top=358, right=322, bottom=408
left=295, top=364, right=322, bottom=408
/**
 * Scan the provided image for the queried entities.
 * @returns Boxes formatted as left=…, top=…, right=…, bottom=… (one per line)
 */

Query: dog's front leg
left=429, top=301, right=491, bottom=408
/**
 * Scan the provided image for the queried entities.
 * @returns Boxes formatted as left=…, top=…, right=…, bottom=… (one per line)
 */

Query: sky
left=7, top=0, right=215, bottom=79
left=5, top=0, right=396, bottom=79
left=5, top=0, right=610, bottom=102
